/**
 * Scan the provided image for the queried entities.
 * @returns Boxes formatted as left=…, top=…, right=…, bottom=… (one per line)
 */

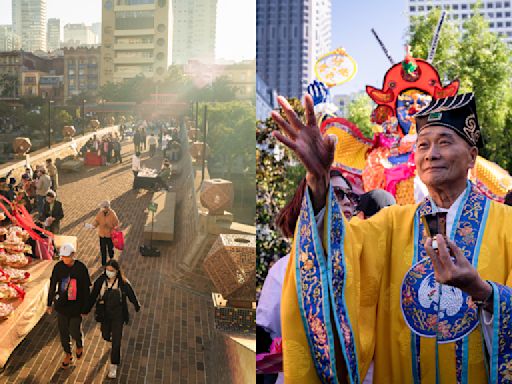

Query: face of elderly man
left=415, top=126, right=478, bottom=188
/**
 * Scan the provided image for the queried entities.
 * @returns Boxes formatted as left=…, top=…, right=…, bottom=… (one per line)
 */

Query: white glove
left=84, top=223, right=94, bottom=229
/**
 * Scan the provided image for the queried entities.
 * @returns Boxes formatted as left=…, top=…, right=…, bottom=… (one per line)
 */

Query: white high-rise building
left=0, top=25, right=21, bottom=52
left=101, top=0, right=172, bottom=85
left=172, top=0, right=217, bottom=65
left=12, top=0, right=47, bottom=52
left=256, top=0, right=332, bottom=98
left=91, top=22, right=102, bottom=44
left=407, top=0, right=512, bottom=45
left=63, top=23, right=96, bottom=48
left=47, top=18, right=60, bottom=52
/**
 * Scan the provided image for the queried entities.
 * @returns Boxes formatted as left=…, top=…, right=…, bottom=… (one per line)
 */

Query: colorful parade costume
left=281, top=177, right=512, bottom=383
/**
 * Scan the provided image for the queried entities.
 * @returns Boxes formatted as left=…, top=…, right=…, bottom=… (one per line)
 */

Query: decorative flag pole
left=427, top=11, right=447, bottom=63
left=371, top=28, right=395, bottom=65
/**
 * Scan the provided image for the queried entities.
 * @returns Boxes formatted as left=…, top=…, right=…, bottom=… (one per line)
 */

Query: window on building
left=507, top=21, right=511, bottom=26
left=487, top=2, right=493, bottom=8
left=497, top=11, right=503, bottom=16
left=505, top=1, right=511, bottom=6
left=490, top=22, right=495, bottom=27
left=427, top=5, right=432, bottom=10
left=418, top=5, right=424, bottom=11
left=489, top=12, right=495, bottom=16
left=497, top=2, right=503, bottom=8
left=498, top=21, right=503, bottom=27
left=506, top=11, right=511, bottom=16
left=115, top=10, right=155, bottom=30
left=462, top=14, right=468, bottom=19
left=453, top=3, right=459, bottom=9
left=410, top=6, right=416, bottom=11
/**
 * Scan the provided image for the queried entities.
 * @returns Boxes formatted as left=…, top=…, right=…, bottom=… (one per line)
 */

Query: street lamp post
left=82, top=99, right=87, bottom=133
left=48, top=100, right=54, bottom=149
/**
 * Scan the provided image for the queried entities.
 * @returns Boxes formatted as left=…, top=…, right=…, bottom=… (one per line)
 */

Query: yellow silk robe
left=281, top=184, right=512, bottom=384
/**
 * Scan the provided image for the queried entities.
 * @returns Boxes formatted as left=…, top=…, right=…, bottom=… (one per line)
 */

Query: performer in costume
left=272, top=92, right=512, bottom=384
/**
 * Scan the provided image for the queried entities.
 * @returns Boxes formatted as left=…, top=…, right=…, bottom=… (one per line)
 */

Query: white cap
left=59, top=243, right=76, bottom=257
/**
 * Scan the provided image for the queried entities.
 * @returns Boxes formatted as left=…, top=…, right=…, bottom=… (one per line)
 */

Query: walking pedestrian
left=133, top=129, right=141, bottom=153
left=35, top=168, right=51, bottom=219
left=47, top=243, right=91, bottom=369
left=87, top=201, right=119, bottom=266
left=131, top=151, right=141, bottom=190
left=86, top=259, right=140, bottom=379
left=46, top=158, right=58, bottom=192
left=141, top=127, right=147, bottom=151
left=113, top=138, right=122, bottom=164
left=148, top=133, right=158, bottom=157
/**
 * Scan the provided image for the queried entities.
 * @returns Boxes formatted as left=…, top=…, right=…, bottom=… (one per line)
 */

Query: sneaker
left=107, top=363, right=117, bottom=379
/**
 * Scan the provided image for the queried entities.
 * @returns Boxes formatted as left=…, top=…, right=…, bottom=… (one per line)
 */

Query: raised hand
left=271, top=94, right=335, bottom=212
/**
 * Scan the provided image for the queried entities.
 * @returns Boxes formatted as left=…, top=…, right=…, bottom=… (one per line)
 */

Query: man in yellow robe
left=272, top=93, right=512, bottom=384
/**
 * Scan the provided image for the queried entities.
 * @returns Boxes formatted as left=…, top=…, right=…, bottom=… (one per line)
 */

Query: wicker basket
left=212, top=293, right=255, bottom=334
left=203, top=234, right=255, bottom=301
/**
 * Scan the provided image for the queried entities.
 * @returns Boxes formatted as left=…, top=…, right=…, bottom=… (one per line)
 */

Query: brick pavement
left=0, top=138, right=218, bottom=384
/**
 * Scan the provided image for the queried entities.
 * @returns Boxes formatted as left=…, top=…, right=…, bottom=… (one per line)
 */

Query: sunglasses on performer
left=333, top=187, right=359, bottom=203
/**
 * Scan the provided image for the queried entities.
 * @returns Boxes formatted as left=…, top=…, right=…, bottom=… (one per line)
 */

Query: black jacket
left=41, top=200, right=64, bottom=222
left=87, top=274, right=140, bottom=324
left=48, top=260, right=91, bottom=316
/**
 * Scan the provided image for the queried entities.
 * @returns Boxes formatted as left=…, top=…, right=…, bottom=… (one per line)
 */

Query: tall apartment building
left=91, top=22, right=102, bottom=44
left=64, top=46, right=100, bottom=100
left=101, top=0, right=172, bottom=85
left=0, top=26, right=21, bottom=52
left=171, top=0, right=217, bottom=65
left=12, top=0, right=47, bottom=52
left=63, top=24, right=96, bottom=48
left=47, top=18, right=61, bottom=52
left=407, top=0, right=512, bottom=45
left=256, top=0, right=332, bottom=99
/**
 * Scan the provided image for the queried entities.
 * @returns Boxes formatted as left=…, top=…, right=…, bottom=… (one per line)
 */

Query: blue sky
left=0, top=0, right=255, bottom=62
left=330, top=0, right=408, bottom=95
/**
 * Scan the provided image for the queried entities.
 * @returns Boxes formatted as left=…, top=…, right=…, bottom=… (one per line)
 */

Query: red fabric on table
left=85, top=152, right=104, bottom=166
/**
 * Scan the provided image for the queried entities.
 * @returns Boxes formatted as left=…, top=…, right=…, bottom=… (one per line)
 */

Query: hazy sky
left=0, top=0, right=255, bottom=62
left=330, top=0, right=408, bottom=95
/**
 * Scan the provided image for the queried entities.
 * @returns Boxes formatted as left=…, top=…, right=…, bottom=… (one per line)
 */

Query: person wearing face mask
left=87, top=201, right=120, bottom=266
left=47, top=243, right=91, bottom=369
left=86, top=259, right=140, bottom=379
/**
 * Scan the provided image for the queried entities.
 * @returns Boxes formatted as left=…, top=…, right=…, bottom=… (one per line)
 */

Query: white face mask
left=105, top=270, right=117, bottom=279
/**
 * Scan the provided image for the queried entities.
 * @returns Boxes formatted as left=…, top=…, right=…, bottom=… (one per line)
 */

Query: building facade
left=407, top=0, right=512, bottom=45
left=184, top=59, right=256, bottom=100
left=12, top=0, right=47, bottom=52
left=171, top=0, right=217, bottom=65
left=256, top=74, right=277, bottom=121
left=47, top=18, right=61, bottom=52
left=0, top=51, right=63, bottom=98
left=63, top=47, right=100, bottom=100
left=101, top=0, right=172, bottom=85
left=0, top=26, right=21, bottom=52
left=63, top=24, right=96, bottom=48
left=256, top=0, right=332, bottom=99
left=91, top=22, right=102, bottom=44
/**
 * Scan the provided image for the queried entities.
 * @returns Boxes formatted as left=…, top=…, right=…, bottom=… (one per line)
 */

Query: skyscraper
left=63, top=24, right=96, bottom=48
left=407, top=0, right=512, bottom=45
left=91, top=22, right=102, bottom=44
left=101, top=0, right=172, bottom=85
left=12, top=0, right=47, bottom=52
left=256, top=0, right=332, bottom=99
left=0, top=25, right=21, bottom=52
left=47, top=18, right=60, bottom=52
left=172, top=0, right=217, bottom=65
